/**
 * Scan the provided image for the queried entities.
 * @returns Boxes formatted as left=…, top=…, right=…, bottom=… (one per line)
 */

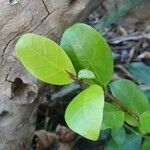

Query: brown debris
left=35, top=130, right=58, bottom=150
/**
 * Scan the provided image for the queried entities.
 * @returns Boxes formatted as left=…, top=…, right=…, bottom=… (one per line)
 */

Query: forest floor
left=32, top=3, right=150, bottom=150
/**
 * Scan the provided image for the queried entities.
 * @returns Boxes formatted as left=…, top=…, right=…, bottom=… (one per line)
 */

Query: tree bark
left=0, top=0, right=102, bottom=149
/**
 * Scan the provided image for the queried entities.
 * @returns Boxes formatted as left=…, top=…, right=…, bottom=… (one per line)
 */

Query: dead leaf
left=116, top=26, right=128, bottom=36
left=58, top=143, right=72, bottom=150
left=35, top=130, right=58, bottom=150
left=55, top=124, right=76, bottom=142
left=138, top=51, right=150, bottom=59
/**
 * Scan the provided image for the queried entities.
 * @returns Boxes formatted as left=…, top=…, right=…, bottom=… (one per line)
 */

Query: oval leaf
left=110, top=79, right=150, bottom=115
left=16, top=33, right=76, bottom=85
left=78, top=69, right=95, bottom=79
left=65, top=84, right=104, bottom=141
left=60, top=23, right=113, bottom=86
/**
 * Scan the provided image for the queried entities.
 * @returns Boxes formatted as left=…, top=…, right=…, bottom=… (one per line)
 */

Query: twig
left=110, top=33, right=150, bottom=44
left=127, top=41, right=141, bottom=63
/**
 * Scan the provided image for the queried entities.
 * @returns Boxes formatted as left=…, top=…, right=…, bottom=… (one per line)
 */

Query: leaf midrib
left=28, top=47, right=70, bottom=75
left=76, top=44, right=103, bottom=86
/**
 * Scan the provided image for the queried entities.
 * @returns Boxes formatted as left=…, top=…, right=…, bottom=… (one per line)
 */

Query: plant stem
left=105, top=93, right=139, bottom=121
left=66, top=70, right=139, bottom=121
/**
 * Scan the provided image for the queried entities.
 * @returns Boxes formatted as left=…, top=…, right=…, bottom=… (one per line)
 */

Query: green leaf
left=125, top=113, right=140, bottom=127
left=126, top=62, right=150, bottom=84
left=101, top=102, right=125, bottom=131
left=105, top=139, right=121, bottom=150
left=110, top=79, right=150, bottom=115
left=105, top=134, right=142, bottom=150
left=16, top=33, right=76, bottom=85
left=122, top=134, right=142, bottom=150
left=143, top=138, right=150, bottom=150
left=143, top=88, right=150, bottom=103
left=112, top=127, right=126, bottom=146
left=65, top=84, right=104, bottom=141
left=78, top=69, right=95, bottom=79
left=139, top=111, right=150, bottom=134
left=60, top=23, right=113, bottom=86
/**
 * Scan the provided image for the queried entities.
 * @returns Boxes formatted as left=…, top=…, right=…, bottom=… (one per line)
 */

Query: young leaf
left=110, top=79, right=150, bottom=115
left=139, top=111, right=150, bottom=134
left=16, top=33, right=76, bottom=85
left=60, top=23, right=113, bottom=86
left=101, top=102, right=125, bottom=131
left=65, top=84, right=104, bottom=141
left=78, top=69, right=95, bottom=79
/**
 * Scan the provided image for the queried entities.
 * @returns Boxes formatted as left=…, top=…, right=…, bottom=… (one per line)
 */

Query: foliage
left=65, top=84, right=104, bottom=140
left=60, top=23, right=113, bottom=87
left=109, top=79, right=150, bottom=115
left=15, top=23, right=150, bottom=147
left=16, top=33, right=76, bottom=85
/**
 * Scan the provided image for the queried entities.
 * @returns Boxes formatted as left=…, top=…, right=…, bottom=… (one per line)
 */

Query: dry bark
left=0, top=0, right=102, bottom=149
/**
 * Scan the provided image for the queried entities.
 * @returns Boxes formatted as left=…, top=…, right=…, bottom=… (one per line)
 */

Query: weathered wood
left=0, top=0, right=101, bottom=149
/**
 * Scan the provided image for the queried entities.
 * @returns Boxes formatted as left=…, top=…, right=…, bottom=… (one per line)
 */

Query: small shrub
left=15, top=23, right=150, bottom=149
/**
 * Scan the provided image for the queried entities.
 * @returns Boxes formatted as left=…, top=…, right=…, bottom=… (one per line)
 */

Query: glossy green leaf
left=16, top=33, right=76, bottom=85
left=143, top=138, right=150, bottom=150
left=65, top=84, right=104, bottom=141
left=126, top=62, right=150, bottom=84
left=122, top=134, right=142, bottom=150
left=101, top=102, right=125, bottom=131
left=78, top=69, right=95, bottom=79
left=61, top=23, right=113, bottom=86
left=112, top=127, right=126, bottom=146
left=139, top=111, right=150, bottom=134
left=110, top=79, right=150, bottom=115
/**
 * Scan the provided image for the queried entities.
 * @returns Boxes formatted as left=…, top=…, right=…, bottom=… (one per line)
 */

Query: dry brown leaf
left=35, top=130, right=58, bottom=150
left=55, top=124, right=76, bottom=143
left=58, top=143, right=72, bottom=150
left=138, top=51, right=150, bottom=59
left=116, top=26, right=128, bottom=36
